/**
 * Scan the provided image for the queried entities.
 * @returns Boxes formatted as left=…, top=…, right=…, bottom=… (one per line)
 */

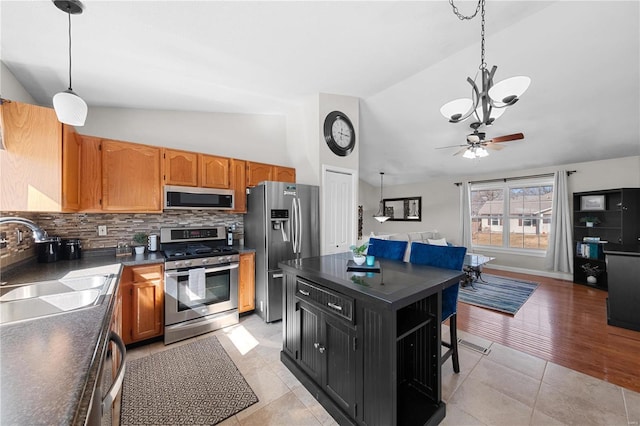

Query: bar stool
left=409, top=242, right=467, bottom=373
left=366, top=238, right=408, bottom=261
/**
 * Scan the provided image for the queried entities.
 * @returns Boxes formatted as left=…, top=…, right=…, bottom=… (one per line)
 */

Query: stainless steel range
left=161, top=226, right=239, bottom=345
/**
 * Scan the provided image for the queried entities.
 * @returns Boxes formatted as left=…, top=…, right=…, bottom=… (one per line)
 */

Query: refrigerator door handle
left=296, top=198, right=303, bottom=254
left=291, top=197, right=298, bottom=253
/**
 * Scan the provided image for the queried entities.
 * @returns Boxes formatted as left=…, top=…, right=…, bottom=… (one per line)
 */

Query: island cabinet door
left=298, top=301, right=323, bottom=384
left=322, top=314, right=357, bottom=417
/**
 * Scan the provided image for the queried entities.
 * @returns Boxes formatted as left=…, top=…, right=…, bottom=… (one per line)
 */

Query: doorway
left=322, top=166, right=357, bottom=255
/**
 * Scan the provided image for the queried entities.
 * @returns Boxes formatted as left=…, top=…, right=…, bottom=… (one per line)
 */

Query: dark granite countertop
left=0, top=250, right=164, bottom=425
left=0, top=244, right=255, bottom=425
left=279, top=252, right=464, bottom=310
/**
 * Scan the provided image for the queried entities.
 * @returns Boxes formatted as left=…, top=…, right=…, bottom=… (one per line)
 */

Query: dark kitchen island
left=279, top=252, right=464, bottom=426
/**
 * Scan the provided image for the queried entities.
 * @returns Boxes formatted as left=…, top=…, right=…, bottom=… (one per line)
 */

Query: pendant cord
left=67, top=9, right=73, bottom=90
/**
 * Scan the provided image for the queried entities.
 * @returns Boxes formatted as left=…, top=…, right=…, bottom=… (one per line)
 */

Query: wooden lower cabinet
left=238, top=252, right=255, bottom=313
left=120, top=264, right=164, bottom=345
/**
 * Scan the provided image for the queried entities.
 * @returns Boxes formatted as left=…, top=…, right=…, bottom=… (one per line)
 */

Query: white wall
left=362, top=156, right=640, bottom=277
left=80, top=106, right=291, bottom=166
left=1, top=62, right=36, bottom=104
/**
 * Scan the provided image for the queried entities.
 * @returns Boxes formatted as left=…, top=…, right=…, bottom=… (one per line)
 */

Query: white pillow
left=427, top=238, right=448, bottom=246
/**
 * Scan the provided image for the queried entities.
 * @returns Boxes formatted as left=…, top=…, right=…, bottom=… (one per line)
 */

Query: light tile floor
left=126, top=315, right=640, bottom=426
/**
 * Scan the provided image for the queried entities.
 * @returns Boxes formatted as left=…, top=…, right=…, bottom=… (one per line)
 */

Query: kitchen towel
left=188, top=268, right=206, bottom=300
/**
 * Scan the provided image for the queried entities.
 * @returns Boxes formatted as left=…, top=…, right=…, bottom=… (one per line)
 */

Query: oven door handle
left=165, top=263, right=239, bottom=277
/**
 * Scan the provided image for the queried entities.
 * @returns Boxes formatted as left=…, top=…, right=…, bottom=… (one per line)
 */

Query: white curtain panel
left=545, top=171, right=573, bottom=273
left=459, top=182, right=472, bottom=249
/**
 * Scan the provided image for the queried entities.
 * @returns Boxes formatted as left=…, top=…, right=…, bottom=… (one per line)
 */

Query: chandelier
left=440, top=0, right=530, bottom=128
left=373, top=172, right=390, bottom=223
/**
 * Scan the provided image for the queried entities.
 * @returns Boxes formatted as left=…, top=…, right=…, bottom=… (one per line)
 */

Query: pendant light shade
left=53, top=89, right=87, bottom=126
left=53, top=0, right=87, bottom=126
left=373, top=172, right=390, bottom=223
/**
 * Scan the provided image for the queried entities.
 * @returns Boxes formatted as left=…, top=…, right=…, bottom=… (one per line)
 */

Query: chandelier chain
left=448, top=0, right=481, bottom=20
left=480, top=0, right=486, bottom=71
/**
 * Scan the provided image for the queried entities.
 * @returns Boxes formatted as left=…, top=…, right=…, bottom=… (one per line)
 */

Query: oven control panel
left=165, top=254, right=239, bottom=271
left=160, top=226, right=225, bottom=243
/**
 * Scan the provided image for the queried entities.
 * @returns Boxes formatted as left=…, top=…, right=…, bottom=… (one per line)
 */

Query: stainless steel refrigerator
left=244, top=181, right=320, bottom=322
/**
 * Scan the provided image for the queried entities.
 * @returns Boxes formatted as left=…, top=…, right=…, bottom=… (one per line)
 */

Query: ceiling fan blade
left=488, top=133, right=524, bottom=143
left=436, top=144, right=467, bottom=149
left=484, top=142, right=505, bottom=151
left=453, top=146, right=469, bottom=156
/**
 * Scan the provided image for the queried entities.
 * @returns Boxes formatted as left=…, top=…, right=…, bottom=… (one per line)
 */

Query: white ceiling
left=2, top=1, right=639, bottom=186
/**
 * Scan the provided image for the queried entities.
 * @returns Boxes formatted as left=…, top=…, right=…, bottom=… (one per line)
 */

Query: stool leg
left=450, top=313, right=460, bottom=373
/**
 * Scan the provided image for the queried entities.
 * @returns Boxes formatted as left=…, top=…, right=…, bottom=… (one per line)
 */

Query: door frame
left=321, top=164, right=358, bottom=255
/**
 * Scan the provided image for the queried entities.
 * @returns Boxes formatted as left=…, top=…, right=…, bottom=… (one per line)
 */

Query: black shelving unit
left=572, top=188, right=640, bottom=289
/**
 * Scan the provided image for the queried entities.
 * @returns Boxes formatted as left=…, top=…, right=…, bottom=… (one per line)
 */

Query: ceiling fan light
left=476, top=147, right=489, bottom=157
left=53, top=89, right=87, bottom=126
left=440, top=98, right=473, bottom=122
left=462, top=148, right=476, bottom=159
left=488, top=76, right=531, bottom=106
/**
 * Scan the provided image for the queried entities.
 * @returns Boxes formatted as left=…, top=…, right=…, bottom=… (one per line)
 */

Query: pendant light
left=440, top=0, right=530, bottom=128
left=373, top=172, right=390, bottom=223
left=52, top=0, right=87, bottom=126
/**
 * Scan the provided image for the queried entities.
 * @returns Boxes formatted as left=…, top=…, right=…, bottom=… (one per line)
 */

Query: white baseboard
left=485, top=264, right=573, bottom=282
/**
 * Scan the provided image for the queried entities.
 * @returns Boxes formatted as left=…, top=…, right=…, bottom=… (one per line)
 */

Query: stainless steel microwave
left=164, top=185, right=234, bottom=210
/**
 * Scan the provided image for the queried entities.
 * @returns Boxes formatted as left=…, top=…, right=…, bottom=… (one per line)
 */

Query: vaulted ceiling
left=2, top=1, right=638, bottom=185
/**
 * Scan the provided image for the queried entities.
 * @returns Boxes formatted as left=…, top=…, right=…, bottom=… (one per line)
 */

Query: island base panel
left=281, top=351, right=356, bottom=426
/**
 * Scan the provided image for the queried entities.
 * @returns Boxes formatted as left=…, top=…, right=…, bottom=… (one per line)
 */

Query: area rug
left=458, top=274, right=539, bottom=315
left=120, top=336, right=258, bottom=425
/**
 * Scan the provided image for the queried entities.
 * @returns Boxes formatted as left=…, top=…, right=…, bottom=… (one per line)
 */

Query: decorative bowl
left=353, top=254, right=366, bottom=265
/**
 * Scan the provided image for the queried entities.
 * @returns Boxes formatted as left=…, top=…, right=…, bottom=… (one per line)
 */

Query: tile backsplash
left=0, top=211, right=243, bottom=268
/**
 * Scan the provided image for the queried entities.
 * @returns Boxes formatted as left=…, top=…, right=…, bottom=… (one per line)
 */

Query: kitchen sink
left=0, top=274, right=114, bottom=325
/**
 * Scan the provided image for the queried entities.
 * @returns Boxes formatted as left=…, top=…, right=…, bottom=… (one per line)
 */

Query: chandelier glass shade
left=441, top=0, right=530, bottom=128
left=53, top=0, right=87, bottom=127
left=373, top=172, right=390, bottom=223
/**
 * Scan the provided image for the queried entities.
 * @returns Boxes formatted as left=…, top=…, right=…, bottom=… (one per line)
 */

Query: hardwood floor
left=456, top=268, right=640, bottom=393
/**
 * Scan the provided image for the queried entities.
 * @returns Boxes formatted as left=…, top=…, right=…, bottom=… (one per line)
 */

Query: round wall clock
left=323, top=111, right=355, bottom=157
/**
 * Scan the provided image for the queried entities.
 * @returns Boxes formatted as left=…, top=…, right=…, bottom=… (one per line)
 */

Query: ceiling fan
left=437, top=129, right=524, bottom=158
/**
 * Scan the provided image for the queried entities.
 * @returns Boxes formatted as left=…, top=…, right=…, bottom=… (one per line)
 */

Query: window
left=470, top=179, right=554, bottom=251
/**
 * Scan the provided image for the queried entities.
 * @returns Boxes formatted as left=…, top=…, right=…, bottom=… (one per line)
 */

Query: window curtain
left=545, top=171, right=573, bottom=273
left=459, top=182, right=472, bottom=248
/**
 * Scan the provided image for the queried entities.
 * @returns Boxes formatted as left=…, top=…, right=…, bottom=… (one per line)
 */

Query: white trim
left=486, top=264, right=573, bottom=282
left=320, top=164, right=358, bottom=255
left=471, top=245, right=547, bottom=258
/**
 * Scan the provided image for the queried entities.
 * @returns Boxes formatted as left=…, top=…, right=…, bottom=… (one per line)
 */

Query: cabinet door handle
left=298, top=289, right=310, bottom=296
left=327, top=302, right=342, bottom=311
left=314, top=342, right=325, bottom=353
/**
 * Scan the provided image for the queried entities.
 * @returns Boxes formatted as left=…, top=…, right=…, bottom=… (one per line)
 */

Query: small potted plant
left=132, top=232, right=148, bottom=255
left=349, top=243, right=368, bottom=265
left=579, top=217, right=601, bottom=228
left=581, top=263, right=601, bottom=284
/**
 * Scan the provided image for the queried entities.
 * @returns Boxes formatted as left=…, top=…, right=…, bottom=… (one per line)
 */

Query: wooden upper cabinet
left=61, top=124, right=81, bottom=211
left=101, top=140, right=162, bottom=212
left=246, top=161, right=296, bottom=187
left=246, top=161, right=273, bottom=187
left=78, top=135, right=103, bottom=211
left=200, top=154, right=230, bottom=188
left=230, top=158, right=246, bottom=213
left=164, top=148, right=198, bottom=187
left=0, top=100, right=79, bottom=212
left=274, top=166, right=296, bottom=183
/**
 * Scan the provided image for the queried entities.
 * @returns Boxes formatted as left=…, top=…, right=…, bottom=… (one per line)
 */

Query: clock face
left=324, top=111, right=355, bottom=156
left=332, top=118, right=353, bottom=148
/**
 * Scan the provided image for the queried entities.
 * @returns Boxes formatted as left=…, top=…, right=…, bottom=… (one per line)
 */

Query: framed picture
left=580, top=195, right=605, bottom=211
left=383, top=197, right=422, bottom=221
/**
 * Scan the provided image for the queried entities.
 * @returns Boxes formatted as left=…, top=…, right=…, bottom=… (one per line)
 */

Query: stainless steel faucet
left=0, top=217, right=48, bottom=242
